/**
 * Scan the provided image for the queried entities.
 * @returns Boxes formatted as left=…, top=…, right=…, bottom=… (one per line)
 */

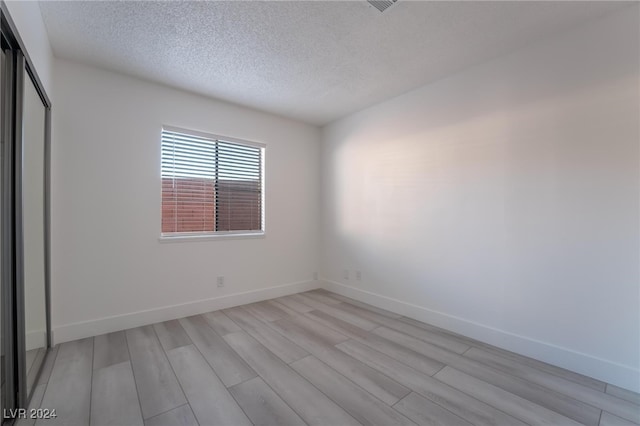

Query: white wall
left=321, top=6, right=639, bottom=391
left=4, top=1, right=54, bottom=96
left=51, top=58, right=321, bottom=342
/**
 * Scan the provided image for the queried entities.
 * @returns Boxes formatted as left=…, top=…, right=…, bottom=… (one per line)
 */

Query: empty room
left=0, top=0, right=638, bottom=425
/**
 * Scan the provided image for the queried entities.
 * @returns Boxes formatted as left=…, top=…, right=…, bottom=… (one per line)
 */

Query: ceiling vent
left=367, top=0, right=397, bottom=12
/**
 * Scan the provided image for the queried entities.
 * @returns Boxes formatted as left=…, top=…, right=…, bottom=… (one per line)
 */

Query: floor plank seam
left=286, top=355, right=368, bottom=425
left=143, top=403, right=193, bottom=425
left=430, top=363, right=447, bottom=377
left=430, top=368, right=542, bottom=426
left=453, top=352, right=603, bottom=423
left=330, top=316, right=597, bottom=422
left=224, top=379, right=257, bottom=426
left=340, top=334, right=538, bottom=426
left=237, top=310, right=374, bottom=423
left=320, top=352, right=408, bottom=406
left=474, top=345, right=610, bottom=394
left=226, top=374, right=259, bottom=390
left=333, top=338, right=414, bottom=405
left=148, top=325, right=191, bottom=421
left=249, top=306, right=418, bottom=415
left=302, top=307, right=459, bottom=392
left=314, top=292, right=636, bottom=409
left=238, top=369, right=312, bottom=426
left=123, top=331, right=146, bottom=425
left=188, top=314, right=273, bottom=425
left=461, top=347, right=636, bottom=421
left=88, top=338, right=95, bottom=426
left=31, top=345, right=59, bottom=425
left=380, top=325, right=614, bottom=423
left=392, top=391, right=478, bottom=426
left=225, top=334, right=360, bottom=426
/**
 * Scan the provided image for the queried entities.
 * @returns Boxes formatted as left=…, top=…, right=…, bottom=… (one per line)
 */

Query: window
left=161, top=126, right=264, bottom=237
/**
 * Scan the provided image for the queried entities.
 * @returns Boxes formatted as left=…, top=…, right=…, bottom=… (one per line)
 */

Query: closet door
left=0, top=45, right=5, bottom=420
left=0, top=46, right=17, bottom=416
left=0, top=8, right=52, bottom=415
left=19, top=67, right=47, bottom=400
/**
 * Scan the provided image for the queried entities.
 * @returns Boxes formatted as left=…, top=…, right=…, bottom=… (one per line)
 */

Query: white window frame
left=159, top=125, right=265, bottom=242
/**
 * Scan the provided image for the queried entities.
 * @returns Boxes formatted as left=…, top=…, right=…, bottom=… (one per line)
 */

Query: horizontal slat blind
left=161, top=128, right=263, bottom=235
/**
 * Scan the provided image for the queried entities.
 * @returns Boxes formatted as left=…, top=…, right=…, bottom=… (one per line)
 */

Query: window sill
left=158, top=232, right=265, bottom=243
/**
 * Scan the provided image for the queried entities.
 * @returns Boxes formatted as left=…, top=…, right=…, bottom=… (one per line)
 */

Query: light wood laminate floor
left=24, top=290, right=640, bottom=426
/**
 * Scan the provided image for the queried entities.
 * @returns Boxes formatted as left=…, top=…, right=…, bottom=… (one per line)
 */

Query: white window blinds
left=161, top=127, right=263, bottom=235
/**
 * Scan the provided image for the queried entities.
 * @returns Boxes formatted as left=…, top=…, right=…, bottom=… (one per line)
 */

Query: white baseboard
left=53, top=279, right=320, bottom=345
left=321, top=279, right=640, bottom=393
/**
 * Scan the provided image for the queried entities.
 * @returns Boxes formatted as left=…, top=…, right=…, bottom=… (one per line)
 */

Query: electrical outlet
left=356, top=270, right=362, bottom=281
left=343, top=269, right=349, bottom=280
left=217, top=276, right=225, bottom=288
left=313, top=272, right=318, bottom=281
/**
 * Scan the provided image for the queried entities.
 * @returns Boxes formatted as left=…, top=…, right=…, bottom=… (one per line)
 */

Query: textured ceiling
left=38, top=1, right=629, bottom=125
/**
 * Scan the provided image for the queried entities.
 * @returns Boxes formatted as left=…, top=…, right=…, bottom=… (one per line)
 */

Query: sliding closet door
left=0, top=6, right=52, bottom=413
left=0, top=46, right=16, bottom=416
left=19, top=68, right=47, bottom=399
left=0, top=46, right=4, bottom=419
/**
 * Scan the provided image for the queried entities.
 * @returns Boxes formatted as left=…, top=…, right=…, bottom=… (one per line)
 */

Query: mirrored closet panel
left=1, top=4, right=52, bottom=420
left=21, top=68, right=47, bottom=398
left=0, top=37, right=15, bottom=420
left=0, top=44, right=5, bottom=420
